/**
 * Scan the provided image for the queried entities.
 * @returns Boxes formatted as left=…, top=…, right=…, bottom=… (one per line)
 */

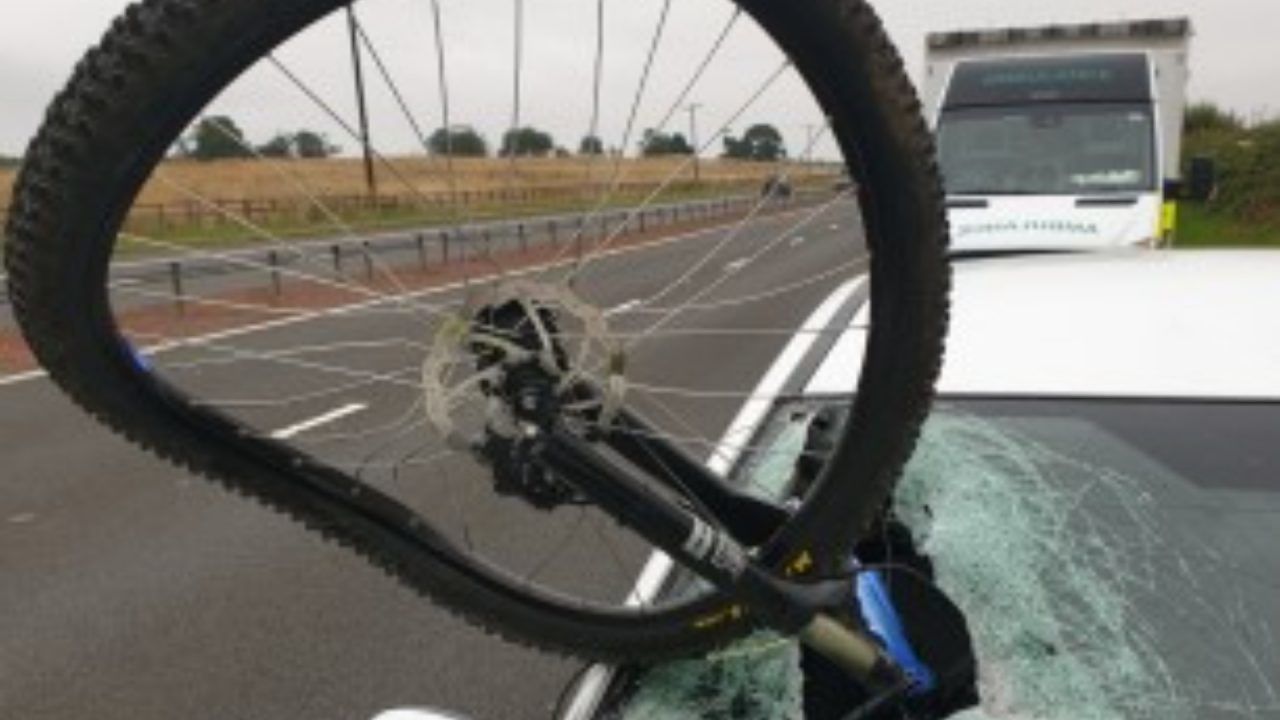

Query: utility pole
left=686, top=103, right=702, bottom=184
left=803, top=123, right=820, bottom=165
left=347, top=5, right=377, bottom=197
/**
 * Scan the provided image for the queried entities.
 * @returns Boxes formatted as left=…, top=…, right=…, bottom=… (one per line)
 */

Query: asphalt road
left=1, top=201, right=865, bottom=720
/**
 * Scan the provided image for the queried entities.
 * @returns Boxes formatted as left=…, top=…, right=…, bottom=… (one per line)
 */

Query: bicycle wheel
left=4, top=0, right=948, bottom=662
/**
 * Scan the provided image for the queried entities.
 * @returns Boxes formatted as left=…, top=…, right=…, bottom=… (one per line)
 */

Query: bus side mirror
left=1187, top=156, right=1217, bottom=203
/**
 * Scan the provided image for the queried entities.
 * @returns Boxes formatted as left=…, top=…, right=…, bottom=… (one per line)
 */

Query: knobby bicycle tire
left=4, top=0, right=949, bottom=662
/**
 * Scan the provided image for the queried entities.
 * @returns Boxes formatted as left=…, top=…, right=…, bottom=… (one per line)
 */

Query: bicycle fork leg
left=535, top=428, right=905, bottom=691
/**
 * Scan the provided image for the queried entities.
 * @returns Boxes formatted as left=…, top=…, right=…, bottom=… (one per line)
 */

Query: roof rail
left=928, top=18, right=1191, bottom=51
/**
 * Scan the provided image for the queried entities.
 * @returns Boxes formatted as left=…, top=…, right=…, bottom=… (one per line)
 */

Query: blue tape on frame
left=855, top=569, right=938, bottom=696
left=128, top=345, right=153, bottom=372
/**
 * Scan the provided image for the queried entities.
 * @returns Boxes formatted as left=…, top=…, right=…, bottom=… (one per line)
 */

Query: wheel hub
left=421, top=280, right=627, bottom=509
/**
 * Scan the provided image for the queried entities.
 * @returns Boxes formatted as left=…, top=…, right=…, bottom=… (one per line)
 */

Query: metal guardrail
left=73, top=189, right=831, bottom=316
left=2, top=190, right=834, bottom=320
left=121, top=192, right=819, bottom=277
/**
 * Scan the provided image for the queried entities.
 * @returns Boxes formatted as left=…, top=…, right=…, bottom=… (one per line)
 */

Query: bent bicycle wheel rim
left=5, top=0, right=948, bottom=661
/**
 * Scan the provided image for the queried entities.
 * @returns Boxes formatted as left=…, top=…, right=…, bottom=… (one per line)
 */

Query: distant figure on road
left=761, top=173, right=793, bottom=200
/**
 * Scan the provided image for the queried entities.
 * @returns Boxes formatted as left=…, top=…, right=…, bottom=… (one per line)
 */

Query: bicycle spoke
left=606, top=0, right=673, bottom=204
left=555, top=6, right=748, bottom=272
left=323, top=23, right=510, bottom=309
left=173, top=339, right=427, bottom=393
left=622, top=124, right=835, bottom=312
left=112, top=285, right=324, bottom=318
left=267, top=42, right=516, bottom=292
left=351, top=15, right=433, bottom=154
left=555, top=0, right=675, bottom=265
left=625, top=381, right=801, bottom=402
left=161, top=339, right=431, bottom=394
left=521, top=508, right=591, bottom=587
left=627, top=187, right=853, bottom=352
left=562, top=59, right=794, bottom=282
left=553, top=324, right=860, bottom=344
left=265, top=54, right=431, bottom=210
left=329, top=446, right=452, bottom=473
left=302, top=406, right=430, bottom=446
left=351, top=406, right=443, bottom=482
left=204, top=372, right=421, bottom=413
left=592, top=516, right=657, bottom=611
left=648, top=9, right=743, bottom=144
left=593, top=259, right=865, bottom=318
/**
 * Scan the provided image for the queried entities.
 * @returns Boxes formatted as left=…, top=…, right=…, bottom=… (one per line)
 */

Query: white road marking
left=789, top=236, right=806, bottom=247
left=829, top=223, right=840, bottom=230
left=724, top=258, right=750, bottom=274
left=604, top=299, right=643, bottom=318
left=270, top=403, right=367, bottom=440
left=0, top=369, right=48, bottom=388
left=372, top=710, right=470, bottom=720
left=7, top=512, right=37, bottom=525
left=0, top=204, right=821, bottom=390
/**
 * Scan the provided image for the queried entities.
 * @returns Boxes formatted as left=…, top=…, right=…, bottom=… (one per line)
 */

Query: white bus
left=923, top=19, right=1200, bottom=253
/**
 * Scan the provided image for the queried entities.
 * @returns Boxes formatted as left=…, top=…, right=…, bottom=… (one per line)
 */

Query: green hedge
left=1183, top=114, right=1280, bottom=233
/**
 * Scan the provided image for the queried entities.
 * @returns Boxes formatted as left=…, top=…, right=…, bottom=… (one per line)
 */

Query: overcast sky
left=2, top=0, right=1278, bottom=159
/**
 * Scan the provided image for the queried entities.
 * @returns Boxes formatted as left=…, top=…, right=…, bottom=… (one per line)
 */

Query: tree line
left=177, top=115, right=790, bottom=163
left=175, top=117, right=342, bottom=161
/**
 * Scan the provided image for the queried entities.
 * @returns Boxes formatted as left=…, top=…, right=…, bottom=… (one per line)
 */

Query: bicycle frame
left=535, top=418, right=910, bottom=695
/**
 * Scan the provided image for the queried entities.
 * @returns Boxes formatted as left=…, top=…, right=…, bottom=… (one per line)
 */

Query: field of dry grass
left=1, top=156, right=836, bottom=254
left=0, top=156, right=812, bottom=208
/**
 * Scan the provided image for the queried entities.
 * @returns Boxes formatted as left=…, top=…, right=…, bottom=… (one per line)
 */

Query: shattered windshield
left=937, top=104, right=1157, bottom=196
left=608, top=399, right=1280, bottom=720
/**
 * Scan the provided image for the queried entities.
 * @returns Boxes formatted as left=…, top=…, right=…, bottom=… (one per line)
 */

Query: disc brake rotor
left=421, top=279, right=628, bottom=449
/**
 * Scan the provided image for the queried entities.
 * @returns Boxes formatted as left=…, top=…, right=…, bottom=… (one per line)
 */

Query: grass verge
left=111, top=183, right=816, bottom=257
left=1175, top=203, right=1280, bottom=249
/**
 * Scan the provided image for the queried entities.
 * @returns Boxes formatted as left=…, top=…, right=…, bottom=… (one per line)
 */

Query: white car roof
left=805, top=250, right=1280, bottom=401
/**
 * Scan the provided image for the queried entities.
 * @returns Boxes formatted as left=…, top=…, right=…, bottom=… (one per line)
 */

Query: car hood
left=805, top=250, right=1280, bottom=401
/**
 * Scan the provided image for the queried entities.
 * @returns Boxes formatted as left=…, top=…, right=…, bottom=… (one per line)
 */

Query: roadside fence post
left=169, top=261, right=185, bottom=316
left=361, top=240, right=375, bottom=281
left=268, top=250, right=282, bottom=297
